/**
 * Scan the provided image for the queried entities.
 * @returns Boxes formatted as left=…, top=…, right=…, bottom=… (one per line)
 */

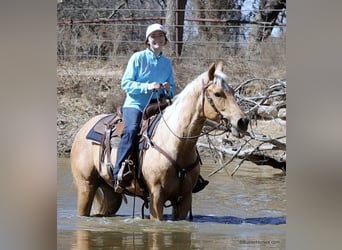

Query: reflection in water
left=67, top=229, right=194, bottom=250
left=58, top=221, right=285, bottom=249
left=58, top=157, right=286, bottom=249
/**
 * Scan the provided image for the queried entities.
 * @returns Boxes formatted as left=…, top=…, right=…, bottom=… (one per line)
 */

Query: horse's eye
left=214, top=92, right=222, bottom=98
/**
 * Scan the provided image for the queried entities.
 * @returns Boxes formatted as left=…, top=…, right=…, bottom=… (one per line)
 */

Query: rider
left=113, top=23, right=208, bottom=193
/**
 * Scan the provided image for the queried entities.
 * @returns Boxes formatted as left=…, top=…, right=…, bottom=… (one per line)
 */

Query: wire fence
left=57, top=8, right=286, bottom=65
left=57, top=7, right=286, bottom=156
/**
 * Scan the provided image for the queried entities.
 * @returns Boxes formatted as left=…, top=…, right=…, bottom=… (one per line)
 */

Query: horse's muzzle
left=237, top=117, right=249, bottom=133
left=231, top=117, right=249, bottom=138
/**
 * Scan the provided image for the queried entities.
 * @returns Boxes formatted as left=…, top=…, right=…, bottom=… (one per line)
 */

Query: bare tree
left=165, top=0, right=187, bottom=56
left=193, top=0, right=236, bottom=41
left=252, top=0, right=286, bottom=42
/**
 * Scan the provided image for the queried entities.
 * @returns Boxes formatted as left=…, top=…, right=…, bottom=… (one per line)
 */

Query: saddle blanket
left=86, top=114, right=119, bottom=143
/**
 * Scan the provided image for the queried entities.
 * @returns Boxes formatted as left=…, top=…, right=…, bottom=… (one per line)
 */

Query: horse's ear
left=208, top=63, right=216, bottom=81
left=216, top=61, right=224, bottom=72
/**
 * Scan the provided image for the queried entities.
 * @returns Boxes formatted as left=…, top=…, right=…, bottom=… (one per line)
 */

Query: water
left=57, top=157, right=286, bottom=249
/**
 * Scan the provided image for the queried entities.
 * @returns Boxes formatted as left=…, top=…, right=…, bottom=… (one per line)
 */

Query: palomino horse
left=70, top=62, right=249, bottom=220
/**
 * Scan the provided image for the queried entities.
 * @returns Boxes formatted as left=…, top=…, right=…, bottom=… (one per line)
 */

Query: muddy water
left=57, top=157, right=286, bottom=249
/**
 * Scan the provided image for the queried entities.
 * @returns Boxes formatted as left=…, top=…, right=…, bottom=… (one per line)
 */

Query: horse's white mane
left=214, top=70, right=232, bottom=91
left=164, top=68, right=232, bottom=116
left=162, top=72, right=205, bottom=119
left=172, top=72, right=206, bottom=103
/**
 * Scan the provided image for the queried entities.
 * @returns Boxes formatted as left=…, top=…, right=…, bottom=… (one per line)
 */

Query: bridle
left=156, top=76, right=233, bottom=140
left=201, top=77, right=233, bottom=131
left=139, top=71, right=237, bottom=214
left=143, top=75, right=232, bottom=203
left=202, top=81, right=231, bottom=127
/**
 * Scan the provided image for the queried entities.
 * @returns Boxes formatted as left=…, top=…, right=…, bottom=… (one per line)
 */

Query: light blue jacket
left=121, top=48, right=175, bottom=112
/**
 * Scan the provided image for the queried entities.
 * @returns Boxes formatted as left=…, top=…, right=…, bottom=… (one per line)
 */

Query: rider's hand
left=147, top=82, right=161, bottom=91
left=160, top=82, right=170, bottom=92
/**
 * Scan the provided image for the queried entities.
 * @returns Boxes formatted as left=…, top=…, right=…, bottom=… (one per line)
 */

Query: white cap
left=145, top=23, right=166, bottom=39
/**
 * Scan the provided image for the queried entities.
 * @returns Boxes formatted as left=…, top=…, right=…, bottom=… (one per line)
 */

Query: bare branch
left=200, top=77, right=286, bottom=176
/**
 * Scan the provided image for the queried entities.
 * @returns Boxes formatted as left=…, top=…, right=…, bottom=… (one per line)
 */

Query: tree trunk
left=166, top=0, right=187, bottom=56
left=251, top=0, right=286, bottom=42
left=194, top=0, right=235, bottom=41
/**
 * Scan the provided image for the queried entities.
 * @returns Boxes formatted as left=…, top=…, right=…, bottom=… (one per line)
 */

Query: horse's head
left=203, top=62, right=249, bottom=137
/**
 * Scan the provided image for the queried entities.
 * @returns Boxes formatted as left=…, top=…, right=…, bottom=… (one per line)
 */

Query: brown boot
left=113, top=160, right=133, bottom=193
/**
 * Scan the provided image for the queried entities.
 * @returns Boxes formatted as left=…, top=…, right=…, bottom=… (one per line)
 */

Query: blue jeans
left=113, top=107, right=142, bottom=179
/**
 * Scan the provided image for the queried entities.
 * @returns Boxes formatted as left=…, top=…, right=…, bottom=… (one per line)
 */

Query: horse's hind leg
left=74, top=175, right=99, bottom=216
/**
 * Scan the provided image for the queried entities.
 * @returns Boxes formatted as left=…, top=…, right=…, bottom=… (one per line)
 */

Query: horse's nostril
left=237, top=117, right=249, bottom=132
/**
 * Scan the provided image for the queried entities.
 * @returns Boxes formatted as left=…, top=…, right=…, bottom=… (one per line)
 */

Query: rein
left=140, top=76, right=231, bottom=216
left=148, top=138, right=200, bottom=174
left=156, top=79, right=231, bottom=141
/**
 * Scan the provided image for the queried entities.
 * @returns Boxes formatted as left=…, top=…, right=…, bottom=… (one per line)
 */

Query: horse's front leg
left=149, top=184, right=165, bottom=220
left=173, top=174, right=196, bottom=220
left=173, top=191, right=192, bottom=220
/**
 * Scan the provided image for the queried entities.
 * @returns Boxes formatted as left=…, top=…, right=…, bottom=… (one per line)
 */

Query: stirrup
left=117, top=160, right=134, bottom=181
left=117, top=162, right=125, bottom=182
left=114, top=180, right=124, bottom=193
